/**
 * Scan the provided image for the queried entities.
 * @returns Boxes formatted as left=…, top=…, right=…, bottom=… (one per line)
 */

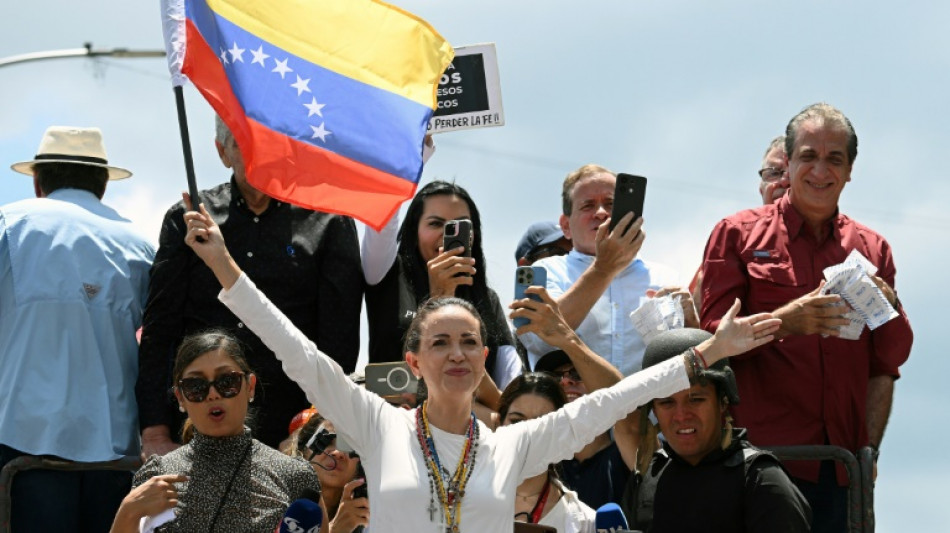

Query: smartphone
left=365, top=362, right=419, bottom=398
left=443, top=219, right=473, bottom=258
left=513, top=266, right=547, bottom=329
left=610, top=173, right=647, bottom=232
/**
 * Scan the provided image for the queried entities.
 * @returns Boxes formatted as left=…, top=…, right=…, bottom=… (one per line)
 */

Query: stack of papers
left=630, top=294, right=685, bottom=345
left=820, top=250, right=898, bottom=340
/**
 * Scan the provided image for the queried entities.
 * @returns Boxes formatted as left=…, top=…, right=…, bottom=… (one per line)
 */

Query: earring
left=249, top=396, right=255, bottom=403
left=178, top=405, right=186, bottom=413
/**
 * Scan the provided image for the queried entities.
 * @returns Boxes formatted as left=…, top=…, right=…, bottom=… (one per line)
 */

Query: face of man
left=550, top=362, right=587, bottom=402
left=559, top=172, right=614, bottom=256
left=758, top=146, right=789, bottom=205
left=653, top=382, right=724, bottom=466
left=787, top=119, right=852, bottom=225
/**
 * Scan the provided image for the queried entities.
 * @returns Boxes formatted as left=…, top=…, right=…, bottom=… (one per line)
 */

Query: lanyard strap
left=529, top=476, right=552, bottom=524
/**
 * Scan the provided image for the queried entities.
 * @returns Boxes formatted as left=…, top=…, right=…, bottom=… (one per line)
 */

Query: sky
left=2, top=0, right=947, bottom=529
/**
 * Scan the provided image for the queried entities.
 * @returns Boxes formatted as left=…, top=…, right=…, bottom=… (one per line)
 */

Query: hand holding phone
left=513, top=266, right=547, bottom=329
left=610, top=173, right=647, bottom=233
left=442, top=219, right=473, bottom=258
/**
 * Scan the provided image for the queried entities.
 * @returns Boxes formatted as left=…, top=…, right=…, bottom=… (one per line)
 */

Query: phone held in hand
left=442, top=219, right=473, bottom=258
left=513, top=266, right=547, bottom=329
left=610, top=173, right=647, bottom=232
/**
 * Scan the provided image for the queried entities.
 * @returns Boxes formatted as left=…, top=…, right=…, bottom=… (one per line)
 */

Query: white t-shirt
left=220, top=274, right=689, bottom=533
left=538, top=479, right=596, bottom=533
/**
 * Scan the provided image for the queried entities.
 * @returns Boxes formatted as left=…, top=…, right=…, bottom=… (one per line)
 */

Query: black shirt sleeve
left=311, top=214, right=363, bottom=373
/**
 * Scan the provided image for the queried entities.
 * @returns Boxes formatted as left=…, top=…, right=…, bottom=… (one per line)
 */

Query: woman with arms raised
left=182, top=198, right=780, bottom=533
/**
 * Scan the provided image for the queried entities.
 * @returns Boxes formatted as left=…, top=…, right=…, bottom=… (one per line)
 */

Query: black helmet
left=641, top=328, right=740, bottom=405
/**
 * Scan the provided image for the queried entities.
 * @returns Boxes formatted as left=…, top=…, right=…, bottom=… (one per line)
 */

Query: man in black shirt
left=136, top=117, right=362, bottom=454
left=621, top=329, right=811, bottom=532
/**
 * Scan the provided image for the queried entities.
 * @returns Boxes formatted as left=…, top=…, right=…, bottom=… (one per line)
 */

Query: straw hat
left=11, top=126, right=132, bottom=180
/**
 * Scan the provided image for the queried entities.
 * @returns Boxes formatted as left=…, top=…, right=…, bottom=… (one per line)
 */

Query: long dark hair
left=398, top=180, right=510, bottom=376
left=397, top=180, right=489, bottom=303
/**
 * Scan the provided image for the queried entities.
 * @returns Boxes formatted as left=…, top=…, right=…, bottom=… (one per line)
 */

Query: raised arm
left=506, top=296, right=780, bottom=477
left=555, top=214, right=644, bottom=328
left=182, top=195, right=387, bottom=452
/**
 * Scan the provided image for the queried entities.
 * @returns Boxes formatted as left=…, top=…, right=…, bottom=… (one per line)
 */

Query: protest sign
left=428, top=43, right=504, bottom=133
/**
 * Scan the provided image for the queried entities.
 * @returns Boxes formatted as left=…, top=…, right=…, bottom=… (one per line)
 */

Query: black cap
left=532, top=349, right=571, bottom=374
left=642, top=328, right=739, bottom=405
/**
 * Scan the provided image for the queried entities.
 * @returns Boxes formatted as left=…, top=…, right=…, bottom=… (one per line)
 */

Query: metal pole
left=173, top=85, right=201, bottom=210
left=0, top=42, right=164, bottom=69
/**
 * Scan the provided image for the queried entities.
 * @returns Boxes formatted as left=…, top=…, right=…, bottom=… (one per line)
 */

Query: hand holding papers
left=820, top=250, right=899, bottom=340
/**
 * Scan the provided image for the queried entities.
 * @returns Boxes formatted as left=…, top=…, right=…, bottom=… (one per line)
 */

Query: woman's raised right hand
left=426, top=246, right=475, bottom=298
left=182, top=193, right=242, bottom=290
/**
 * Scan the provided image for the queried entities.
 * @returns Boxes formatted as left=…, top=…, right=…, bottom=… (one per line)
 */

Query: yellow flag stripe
left=206, top=0, right=454, bottom=108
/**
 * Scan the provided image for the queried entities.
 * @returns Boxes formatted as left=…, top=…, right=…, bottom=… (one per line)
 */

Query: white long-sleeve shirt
left=219, top=273, right=689, bottom=533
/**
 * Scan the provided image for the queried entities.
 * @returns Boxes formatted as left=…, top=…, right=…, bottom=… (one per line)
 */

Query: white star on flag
left=290, top=75, right=312, bottom=96
left=250, top=45, right=270, bottom=67
left=228, top=42, right=246, bottom=63
left=304, top=97, right=326, bottom=117
left=220, top=48, right=230, bottom=65
left=272, top=58, right=292, bottom=79
left=310, top=122, right=332, bottom=142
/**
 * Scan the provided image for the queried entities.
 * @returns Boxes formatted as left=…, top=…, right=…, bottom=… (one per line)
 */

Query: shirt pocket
left=742, top=250, right=806, bottom=312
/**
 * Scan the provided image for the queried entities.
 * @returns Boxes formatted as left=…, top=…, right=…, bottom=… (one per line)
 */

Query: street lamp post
left=0, top=42, right=164, bottom=69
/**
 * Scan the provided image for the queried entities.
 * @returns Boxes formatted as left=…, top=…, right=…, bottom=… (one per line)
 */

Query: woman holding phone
left=363, top=180, right=520, bottom=388
left=180, top=196, right=780, bottom=532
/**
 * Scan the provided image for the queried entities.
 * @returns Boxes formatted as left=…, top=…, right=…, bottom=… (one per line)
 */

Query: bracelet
left=691, top=347, right=709, bottom=369
left=685, top=351, right=704, bottom=384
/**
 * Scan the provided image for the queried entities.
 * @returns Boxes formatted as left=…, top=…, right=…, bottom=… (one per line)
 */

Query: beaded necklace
left=415, top=400, right=480, bottom=533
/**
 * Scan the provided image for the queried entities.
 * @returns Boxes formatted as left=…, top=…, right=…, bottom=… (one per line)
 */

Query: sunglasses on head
left=177, top=371, right=246, bottom=402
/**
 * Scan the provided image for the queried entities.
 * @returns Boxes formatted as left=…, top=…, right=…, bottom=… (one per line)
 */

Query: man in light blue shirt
left=519, top=164, right=680, bottom=377
left=0, top=126, right=155, bottom=532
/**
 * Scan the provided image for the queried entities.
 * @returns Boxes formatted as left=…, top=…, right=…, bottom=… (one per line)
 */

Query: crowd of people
left=0, top=101, right=912, bottom=533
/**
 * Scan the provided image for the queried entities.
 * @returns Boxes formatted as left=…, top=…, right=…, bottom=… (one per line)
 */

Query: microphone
left=277, top=489, right=323, bottom=533
left=594, top=502, right=638, bottom=533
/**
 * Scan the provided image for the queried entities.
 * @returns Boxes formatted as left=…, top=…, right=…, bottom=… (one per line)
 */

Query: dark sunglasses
left=177, top=371, right=246, bottom=402
left=544, top=368, right=582, bottom=383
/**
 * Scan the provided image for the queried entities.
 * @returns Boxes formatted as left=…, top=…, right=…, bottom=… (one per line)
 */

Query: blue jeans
left=793, top=460, right=849, bottom=533
left=0, top=444, right=132, bottom=533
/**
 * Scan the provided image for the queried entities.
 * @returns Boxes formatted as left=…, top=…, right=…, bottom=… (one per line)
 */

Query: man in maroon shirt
left=699, top=103, right=913, bottom=533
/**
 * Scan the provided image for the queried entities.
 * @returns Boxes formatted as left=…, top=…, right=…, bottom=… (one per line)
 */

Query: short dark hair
left=34, top=163, right=108, bottom=199
left=785, top=103, right=858, bottom=165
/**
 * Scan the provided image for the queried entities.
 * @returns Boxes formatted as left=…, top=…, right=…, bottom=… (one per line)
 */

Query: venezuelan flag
left=162, top=0, right=454, bottom=229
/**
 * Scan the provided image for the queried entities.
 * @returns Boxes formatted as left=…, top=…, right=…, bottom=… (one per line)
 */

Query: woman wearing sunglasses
left=182, top=198, right=780, bottom=532
left=110, top=331, right=321, bottom=533
left=291, top=417, right=370, bottom=533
